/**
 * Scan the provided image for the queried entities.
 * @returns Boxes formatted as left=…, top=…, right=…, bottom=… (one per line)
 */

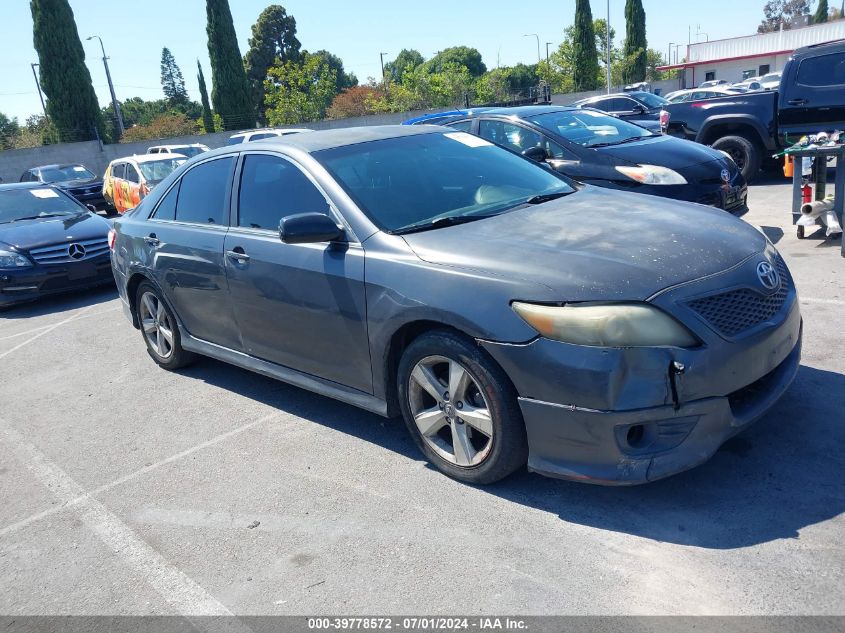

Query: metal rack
left=788, top=144, right=845, bottom=257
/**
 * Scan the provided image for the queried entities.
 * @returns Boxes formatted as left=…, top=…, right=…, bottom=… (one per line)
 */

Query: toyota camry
left=109, top=126, right=801, bottom=485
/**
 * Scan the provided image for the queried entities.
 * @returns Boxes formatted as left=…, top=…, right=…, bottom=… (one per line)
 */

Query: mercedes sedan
left=110, top=126, right=801, bottom=485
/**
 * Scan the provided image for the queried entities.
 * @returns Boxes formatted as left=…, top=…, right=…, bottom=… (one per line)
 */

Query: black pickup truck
left=665, top=39, right=845, bottom=181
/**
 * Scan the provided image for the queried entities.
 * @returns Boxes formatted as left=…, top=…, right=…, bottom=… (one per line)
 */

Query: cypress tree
left=197, top=60, right=215, bottom=133
left=30, top=0, right=103, bottom=141
left=572, top=0, right=600, bottom=91
left=206, top=0, right=254, bottom=130
left=814, top=0, right=829, bottom=22
left=623, top=0, right=647, bottom=84
left=160, top=47, right=189, bottom=106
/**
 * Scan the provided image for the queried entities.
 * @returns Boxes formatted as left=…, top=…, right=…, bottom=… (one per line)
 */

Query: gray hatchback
left=109, top=125, right=801, bottom=485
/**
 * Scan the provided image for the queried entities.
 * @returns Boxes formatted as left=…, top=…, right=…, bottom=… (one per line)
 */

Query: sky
left=1, top=0, right=774, bottom=122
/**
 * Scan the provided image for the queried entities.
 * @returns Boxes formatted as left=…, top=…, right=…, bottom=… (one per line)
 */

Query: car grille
left=28, top=237, right=110, bottom=265
left=686, top=257, right=790, bottom=338
left=68, top=186, right=101, bottom=196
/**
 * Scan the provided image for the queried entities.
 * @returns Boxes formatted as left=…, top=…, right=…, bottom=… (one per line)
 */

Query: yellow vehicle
left=103, top=153, right=186, bottom=214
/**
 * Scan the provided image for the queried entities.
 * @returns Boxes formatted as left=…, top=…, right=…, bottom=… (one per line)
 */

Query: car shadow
left=0, top=284, right=117, bottom=320
left=182, top=359, right=844, bottom=550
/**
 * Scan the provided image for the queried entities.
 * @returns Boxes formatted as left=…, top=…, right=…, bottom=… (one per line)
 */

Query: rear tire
left=712, top=135, right=762, bottom=183
left=397, top=330, right=528, bottom=485
left=135, top=281, right=194, bottom=370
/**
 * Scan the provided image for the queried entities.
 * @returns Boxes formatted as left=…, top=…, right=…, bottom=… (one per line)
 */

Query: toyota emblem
left=720, top=168, right=731, bottom=183
left=756, top=261, right=780, bottom=291
left=68, top=243, right=86, bottom=260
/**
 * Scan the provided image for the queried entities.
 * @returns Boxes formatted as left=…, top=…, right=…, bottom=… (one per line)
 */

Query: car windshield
left=138, top=158, right=186, bottom=185
left=526, top=109, right=654, bottom=148
left=39, top=165, right=96, bottom=183
left=0, top=188, right=84, bottom=223
left=632, top=93, right=668, bottom=108
left=314, top=132, right=574, bottom=234
left=761, top=73, right=780, bottom=82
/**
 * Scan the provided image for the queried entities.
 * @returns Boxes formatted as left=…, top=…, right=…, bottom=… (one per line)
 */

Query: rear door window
left=237, top=154, right=329, bottom=230
left=111, top=163, right=126, bottom=180
left=125, top=165, right=141, bottom=184
left=174, top=157, right=235, bottom=225
left=797, top=52, right=845, bottom=86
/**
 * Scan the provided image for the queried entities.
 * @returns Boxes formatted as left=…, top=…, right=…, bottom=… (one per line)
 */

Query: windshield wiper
left=11, top=212, right=78, bottom=222
left=588, top=135, right=652, bottom=148
left=524, top=191, right=571, bottom=205
left=392, top=214, right=493, bottom=235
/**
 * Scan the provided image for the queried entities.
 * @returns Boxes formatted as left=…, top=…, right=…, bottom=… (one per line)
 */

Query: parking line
left=0, top=411, right=283, bottom=538
left=800, top=297, right=845, bottom=306
left=0, top=305, right=96, bottom=361
left=0, top=420, right=255, bottom=631
left=0, top=305, right=120, bottom=342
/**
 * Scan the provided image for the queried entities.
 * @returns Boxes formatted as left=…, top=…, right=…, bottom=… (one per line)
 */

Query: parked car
left=698, top=79, right=728, bottom=88
left=226, top=128, right=313, bottom=145
left=19, top=163, right=108, bottom=211
left=147, top=144, right=209, bottom=158
left=103, top=153, right=187, bottom=215
left=732, top=79, right=763, bottom=92
left=402, top=108, right=493, bottom=126
left=409, top=106, right=747, bottom=213
left=110, top=126, right=800, bottom=485
left=759, top=71, right=782, bottom=90
left=665, top=39, right=845, bottom=181
left=664, top=88, right=737, bottom=103
left=569, top=91, right=670, bottom=132
left=0, top=183, right=113, bottom=308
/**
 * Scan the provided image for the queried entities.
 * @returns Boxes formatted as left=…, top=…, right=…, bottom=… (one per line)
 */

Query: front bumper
left=0, top=256, right=114, bottom=307
left=481, top=295, right=802, bottom=485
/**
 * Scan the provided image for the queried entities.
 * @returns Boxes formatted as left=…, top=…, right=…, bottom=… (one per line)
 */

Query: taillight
left=659, top=109, right=670, bottom=130
left=107, top=229, right=116, bottom=251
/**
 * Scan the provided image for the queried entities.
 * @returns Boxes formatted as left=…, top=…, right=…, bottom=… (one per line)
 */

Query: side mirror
left=522, top=146, right=550, bottom=162
left=86, top=204, right=98, bottom=213
left=633, top=104, right=646, bottom=114
left=279, top=212, right=344, bottom=244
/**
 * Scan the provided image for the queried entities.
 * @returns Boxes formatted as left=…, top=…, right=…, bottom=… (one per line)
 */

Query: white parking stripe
left=0, top=305, right=120, bottom=342
left=0, top=305, right=95, bottom=360
left=0, top=411, right=282, bottom=537
left=0, top=420, right=254, bottom=630
left=800, top=297, right=845, bottom=306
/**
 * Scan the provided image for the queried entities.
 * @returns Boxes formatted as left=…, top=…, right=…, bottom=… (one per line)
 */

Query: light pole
left=523, top=34, right=541, bottom=64
left=379, top=52, right=388, bottom=82
left=30, top=62, right=48, bottom=120
left=86, top=35, right=124, bottom=135
left=668, top=43, right=675, bottom=66
left=545, top=42, right=553, bottom=64
left=606, top=0, right=612, bottom=93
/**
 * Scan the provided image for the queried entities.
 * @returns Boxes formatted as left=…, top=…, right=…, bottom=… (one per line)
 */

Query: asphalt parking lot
left=1, top=176, right=843, bottom=617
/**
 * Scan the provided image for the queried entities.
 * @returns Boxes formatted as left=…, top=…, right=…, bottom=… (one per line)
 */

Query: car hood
left=401, top=186, right=766, bottom=302
left=594, top=133, right=724, bottom=169
left=0, top=213, right=110, bottom=251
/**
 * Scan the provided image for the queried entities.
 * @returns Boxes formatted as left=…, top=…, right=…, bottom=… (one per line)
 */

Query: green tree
left=311, top=50, right=358, bottom=92
left=384, top=49, right=425, bottom=83
left=264, top=52, right=338, bottom=124
left=160, top=47, right=189, bottom=106
left=758, top=0, right=811, bottom=32
left=594, top=18, right=618, bottom=80
left=814, top=0, right=829, bottom=21
left=244, top=5, right=301, bottom=123
left=206, top=0, right=254, bottom=129
left=30, top=0, right=103, bottom=141
left=572, top=0, right=600, bottom=90
left=197, top=60, right=215, bottom=133
left=0, top=112, right=21, bottom=150
left=622, top=0, right=647, bottom=84
left=425, top=46, right=487, bottom=77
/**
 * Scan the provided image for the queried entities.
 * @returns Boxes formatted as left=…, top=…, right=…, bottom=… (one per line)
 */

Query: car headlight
left=615, top=164, right=687, bottom=185
left=512, top=302, right=699, bottom=348
left=0, top=249, right=32, bottom=269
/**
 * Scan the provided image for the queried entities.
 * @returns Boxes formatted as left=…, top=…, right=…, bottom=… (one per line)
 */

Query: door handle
left=787, top=98, right=807, bottom=106
left=144, top=234, right=160, bottom=247
left=226, top=249, right=250, bottom=263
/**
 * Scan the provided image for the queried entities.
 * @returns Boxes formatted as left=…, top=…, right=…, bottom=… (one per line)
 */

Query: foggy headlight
left=0, top=249, right=32, bottom=269
left=512, top=302, right=699, bottom=348
left=615, top=164, right=687, bottom=185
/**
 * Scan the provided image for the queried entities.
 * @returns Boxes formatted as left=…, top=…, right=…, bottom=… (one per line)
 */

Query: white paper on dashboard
left=30, top=189, right=59, bottom=199
left=444, top=132, right=493, bottom=148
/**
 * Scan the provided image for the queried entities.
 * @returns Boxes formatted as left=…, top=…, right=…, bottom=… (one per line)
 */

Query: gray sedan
left=109, top=125, right=801, bottom=485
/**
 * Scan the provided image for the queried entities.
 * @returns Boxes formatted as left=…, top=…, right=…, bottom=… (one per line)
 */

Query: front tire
left=711, top=135, right=761, bottom=183
left=397, top=330, right=528, bottom=484
left=135, top=281, right=194, bottom=370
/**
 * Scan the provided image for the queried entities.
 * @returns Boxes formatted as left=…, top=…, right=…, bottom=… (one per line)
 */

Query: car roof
left=111, top=153, right=186, bottom=164
left=477, top=105, right=578, bottom=117
left=25, top=163, right=87, bottom=171
left=151, top=143, right=207, bottom=148
left=229, top=128, right=313, bottom=138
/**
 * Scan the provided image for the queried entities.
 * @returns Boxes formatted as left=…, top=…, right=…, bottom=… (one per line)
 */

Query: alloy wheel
left=139, top=291, right=174, bottom=360
left=407, top=355, right=493, bottom=467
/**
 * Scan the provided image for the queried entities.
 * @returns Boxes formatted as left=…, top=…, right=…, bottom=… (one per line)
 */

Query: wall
left=0, top=108, right=433, bottom=184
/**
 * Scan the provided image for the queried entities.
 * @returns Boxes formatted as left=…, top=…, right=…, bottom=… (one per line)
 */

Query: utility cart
left=788, top=144, right=845, bottom=258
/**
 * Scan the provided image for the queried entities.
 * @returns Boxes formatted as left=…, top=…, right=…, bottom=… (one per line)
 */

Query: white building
left=658, top=20, right=845, bottom=88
